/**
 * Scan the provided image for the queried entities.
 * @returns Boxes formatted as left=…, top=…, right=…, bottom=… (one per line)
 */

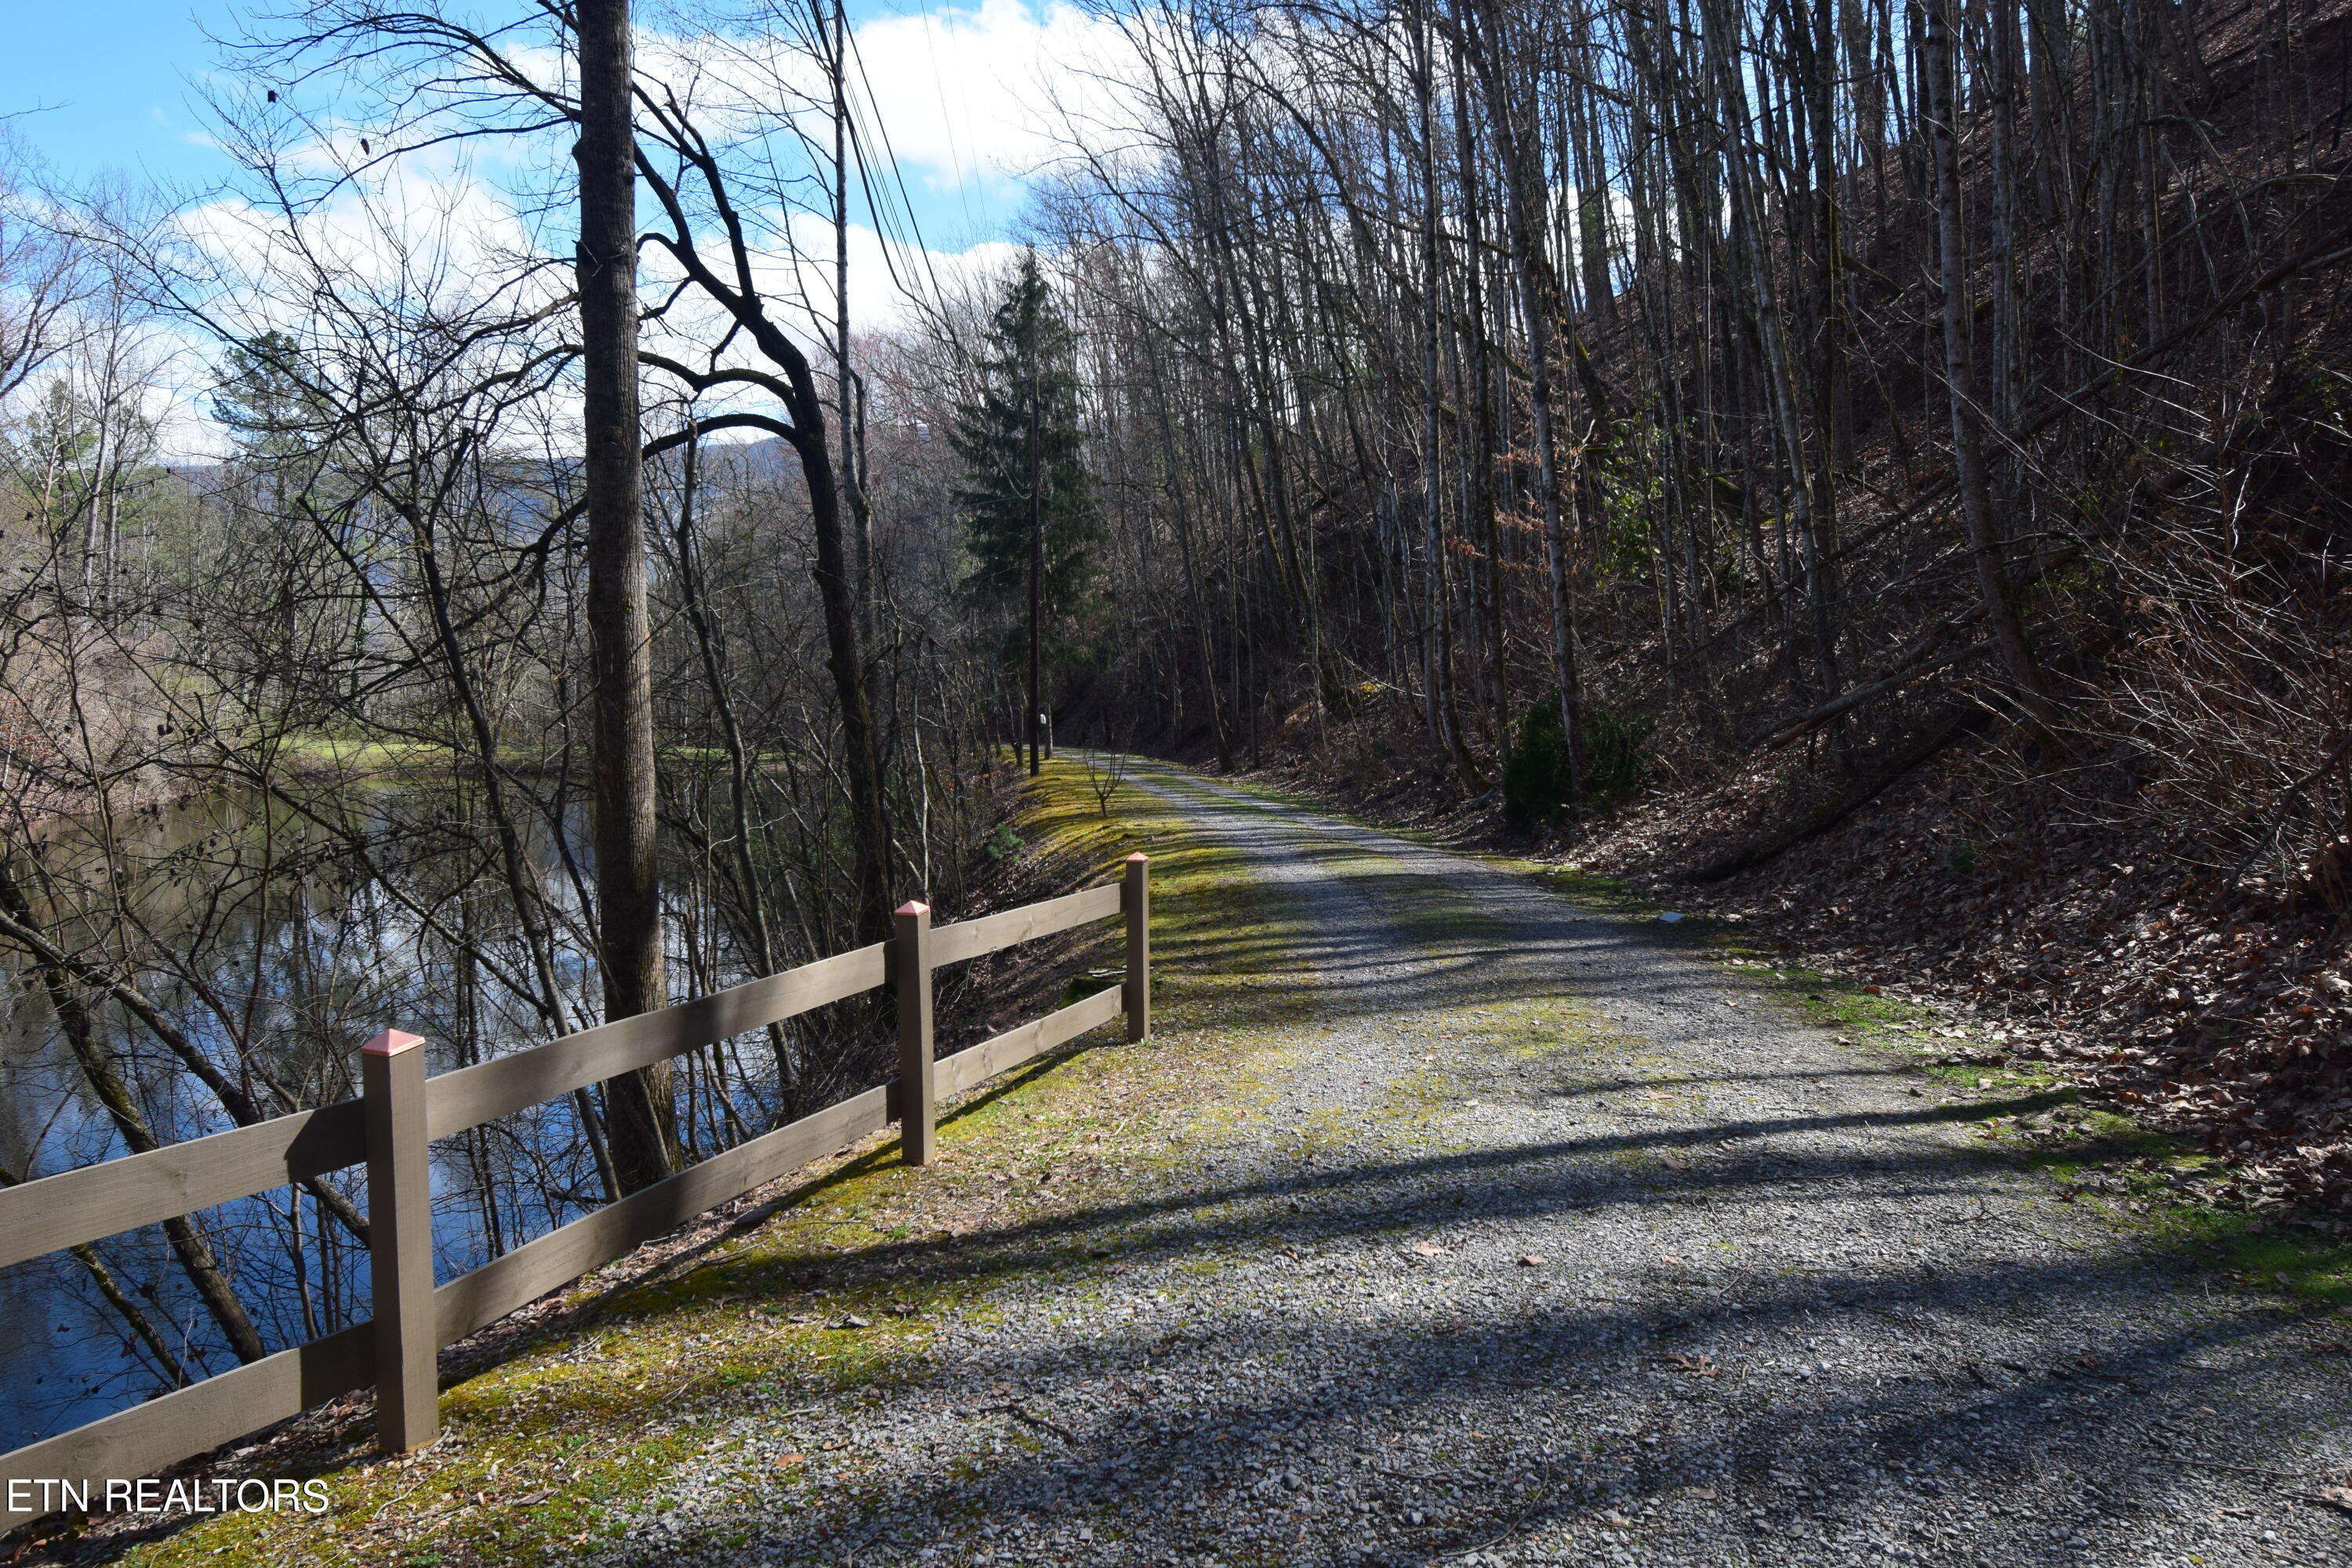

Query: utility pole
left=1026, top=316, right=1043, bottom=778
left=832, top=0, right=871, bottom=653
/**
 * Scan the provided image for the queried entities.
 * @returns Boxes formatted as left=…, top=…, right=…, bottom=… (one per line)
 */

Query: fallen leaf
left=1411, top=1242, right=1449, bottom=1257
left=775, top=1454, right=804, bottom=1469
left=1665, top=1352, right=1722, bottom=1378
left=1517, top=1254, right=1545, bottom=1267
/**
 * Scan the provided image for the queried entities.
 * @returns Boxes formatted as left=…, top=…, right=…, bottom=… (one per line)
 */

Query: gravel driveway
left=625, top=763, right=2350, bottom=1568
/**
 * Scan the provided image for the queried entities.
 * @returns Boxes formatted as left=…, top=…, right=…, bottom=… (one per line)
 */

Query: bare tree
left=577, top=0, right=677, bottom=1192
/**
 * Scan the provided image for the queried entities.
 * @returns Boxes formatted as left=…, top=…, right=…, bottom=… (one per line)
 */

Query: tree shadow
left=632, top=1206, right=2328, bottom=1566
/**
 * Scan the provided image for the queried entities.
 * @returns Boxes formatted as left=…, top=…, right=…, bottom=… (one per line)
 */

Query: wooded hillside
left=1020, top=0, right=2352, bottom=1210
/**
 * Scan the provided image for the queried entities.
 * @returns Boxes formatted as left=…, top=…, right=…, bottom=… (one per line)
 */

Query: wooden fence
left=0, top=854, right=1150, bottom=1524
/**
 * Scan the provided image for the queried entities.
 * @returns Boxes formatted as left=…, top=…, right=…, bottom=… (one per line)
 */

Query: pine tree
left=210, top=332, right=318, bottom=458
left=949, top=250, right=1099, bottom=623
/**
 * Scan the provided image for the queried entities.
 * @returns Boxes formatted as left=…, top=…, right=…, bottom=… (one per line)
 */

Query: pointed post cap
left=895, top=899, right=931, bottom=917
left=1126, top=851, right=1149, bottom=864
left=362, top=1029, right=426, bottom=1056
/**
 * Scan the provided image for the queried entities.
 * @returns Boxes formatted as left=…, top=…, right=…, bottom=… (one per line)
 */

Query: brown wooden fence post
left=361, top=1029, right=437, bottom=1452
left=894, top=902, right=935, bottom=1165
left=1123, top=852, right=1151, bottom=1042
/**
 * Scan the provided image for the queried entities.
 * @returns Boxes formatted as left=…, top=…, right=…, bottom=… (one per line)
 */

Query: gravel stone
left=589, top=767, right=2352, bottom=1567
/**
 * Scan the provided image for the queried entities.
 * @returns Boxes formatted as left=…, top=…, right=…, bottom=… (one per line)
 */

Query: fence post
left=894, top=901, right=935, bottom=1166
left=361, top=1029, right=437, bottom=1453
left=1123, top=852, right=1151, bottom=1042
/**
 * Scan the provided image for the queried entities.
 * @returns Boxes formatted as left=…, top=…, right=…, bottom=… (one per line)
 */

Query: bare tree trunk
left=1028, top=350, right=1044, bottom=777
left=804, top=423, right=897, bottom=944
left=1461, top=0, right=1583, bottom=797
left=579, top=0, right=678, bottom=1193
left=1417, top=0, right=1479, bottom=789
left=1447, top=42, right=1508, bottom=739
left=831, top=0, right=874, bottom=659
left=1926, top=0, right=2060, bottom=739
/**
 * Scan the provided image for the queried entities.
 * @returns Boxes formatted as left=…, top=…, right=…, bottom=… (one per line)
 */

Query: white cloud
left=626, top=0, right=1134, bottom=196
left=152, top=148, right=1017, bottom=457
left=173, top=156, right=535, bottom=309
left=636, top=205, right=1018, bottom=362
left=779, top=211, right=1023, bottom=334
left=849, top=0, right=1137, bottom=191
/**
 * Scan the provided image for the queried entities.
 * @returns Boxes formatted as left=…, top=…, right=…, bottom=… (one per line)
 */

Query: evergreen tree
left=210, top=331, right=316, bottom=454
left=948, top=250, right=1098, bottom=620
left=211, top=332, right=339, bottom=496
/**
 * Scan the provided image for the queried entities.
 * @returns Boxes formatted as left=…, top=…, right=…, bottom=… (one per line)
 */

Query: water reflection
left=0, top=778, right=816, bottom=1451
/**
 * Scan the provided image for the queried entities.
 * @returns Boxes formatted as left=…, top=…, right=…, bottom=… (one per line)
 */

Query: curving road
left=623, top=761, right=2350, bottom=1568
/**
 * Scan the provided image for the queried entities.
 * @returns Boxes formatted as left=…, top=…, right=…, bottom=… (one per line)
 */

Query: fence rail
left=0, top=853, right=1150, bottom=1524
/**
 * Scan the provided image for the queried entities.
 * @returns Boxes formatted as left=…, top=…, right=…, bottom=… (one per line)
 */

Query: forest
left=2, top=0, right=2349, bottom=1464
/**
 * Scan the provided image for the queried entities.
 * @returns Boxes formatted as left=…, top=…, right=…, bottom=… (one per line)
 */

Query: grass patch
left=259, top=733, right=469, bottom=776
left=1196, top=774, right=1448, bottom=848
left=1476, top=852, right=1657, bottom=921
left=1707, top=958, right=2352, bottom=1307
left=1997, top=1116, right=2352, bottom=1306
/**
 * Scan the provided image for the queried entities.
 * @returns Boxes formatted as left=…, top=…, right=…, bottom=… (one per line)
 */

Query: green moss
left=2196, top=1219, right=2352, bottom=1304
left=1475, top=851, right=1656, bottom=920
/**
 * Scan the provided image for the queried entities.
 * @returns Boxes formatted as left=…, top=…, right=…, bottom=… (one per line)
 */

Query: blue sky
left=3, top=2, right=244, bottom=189
left=0, top=0, right=1078, bottom=252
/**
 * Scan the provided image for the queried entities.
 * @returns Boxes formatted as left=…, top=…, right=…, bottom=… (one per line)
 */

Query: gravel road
left=626, top=763, right=2351, bottom=1568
